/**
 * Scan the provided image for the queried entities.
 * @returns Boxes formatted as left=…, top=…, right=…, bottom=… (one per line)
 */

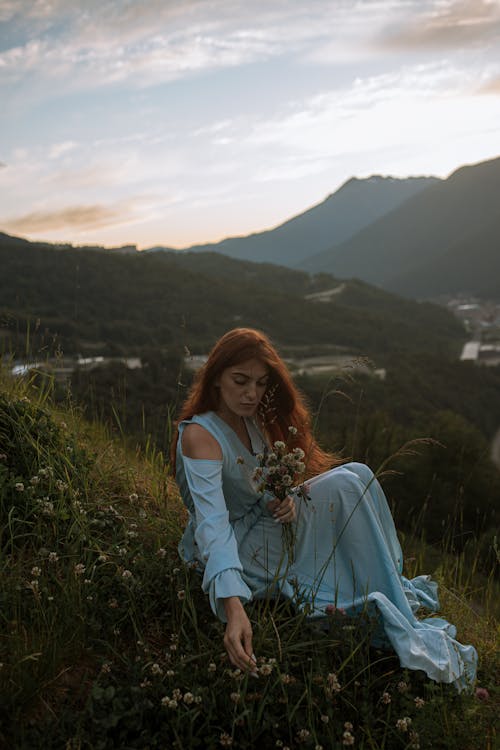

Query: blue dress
left=176, top=411, right=477, bottom=691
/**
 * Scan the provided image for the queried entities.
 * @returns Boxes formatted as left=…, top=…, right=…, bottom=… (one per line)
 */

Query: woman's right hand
left=223, top=597, right=257, bottom=674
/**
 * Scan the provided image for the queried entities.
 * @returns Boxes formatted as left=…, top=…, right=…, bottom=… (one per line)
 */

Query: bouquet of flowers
left=252, top=430, right=310, bottom=563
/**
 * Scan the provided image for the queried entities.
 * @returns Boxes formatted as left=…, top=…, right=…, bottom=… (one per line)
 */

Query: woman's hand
left=267, top=495, right=296, bottom=524
left=223, top=597, right=257, bottom=674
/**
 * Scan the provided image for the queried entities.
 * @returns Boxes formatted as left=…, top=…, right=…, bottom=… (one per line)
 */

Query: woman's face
left=215, top=358, right=270, bottom=422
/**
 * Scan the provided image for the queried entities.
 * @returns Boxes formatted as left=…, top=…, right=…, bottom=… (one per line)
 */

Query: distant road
left=492, top=428, right=500, bottom=470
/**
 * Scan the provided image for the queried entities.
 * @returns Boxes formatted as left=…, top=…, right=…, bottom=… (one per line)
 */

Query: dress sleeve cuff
left=209, top=568, right=253, bottom=622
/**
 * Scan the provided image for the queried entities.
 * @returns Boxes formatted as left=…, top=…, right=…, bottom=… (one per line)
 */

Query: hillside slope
left=301, top=156, right=500, bottom=297
left=147, top=176, right=436, bottom=266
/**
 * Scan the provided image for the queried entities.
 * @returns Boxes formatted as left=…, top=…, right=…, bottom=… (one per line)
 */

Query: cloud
left=2, top=202, right=136, bottom=233
left=381, top=0, right=500, bottom=50
left=48, top=140, right=79, bottom=159
left=477, top=75, right=500, bottom=94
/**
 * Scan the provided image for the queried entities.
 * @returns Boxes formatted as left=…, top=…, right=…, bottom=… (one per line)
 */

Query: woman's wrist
left=222, top=596, right=245, bottom=618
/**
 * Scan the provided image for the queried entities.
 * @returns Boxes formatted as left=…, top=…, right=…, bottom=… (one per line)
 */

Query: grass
left=0, top=367, right=498, bottom=749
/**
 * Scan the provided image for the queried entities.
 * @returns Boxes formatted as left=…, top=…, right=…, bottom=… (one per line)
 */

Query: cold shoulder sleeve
left=181, top=454, right=269, bottom=621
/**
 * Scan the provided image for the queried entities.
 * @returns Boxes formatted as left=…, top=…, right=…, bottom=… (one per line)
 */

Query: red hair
left=170, top=328, right=340, bottom=477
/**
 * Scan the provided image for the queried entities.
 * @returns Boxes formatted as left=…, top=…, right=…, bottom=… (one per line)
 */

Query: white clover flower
left=342, top=731, right=354, bottom=746
left=219, top=733, right=233, bottom=747
left=30, top=476, right=40, bottom=485
left=396, top=717, right=412, bottom=732
left=320, top=714, right=329, bottom=724
left=150, top=663, right=163, bottom=675
left=166, top=669, right=175, bottom=677
left=122, top=570, right=133, bottom=579
left=274, top=441, right=286, bottom=450
left=48, top=552, right=59, bottom=563
left=177, top=590, right=185, bottom=600
left=183, top=692, right=194, bottom=704
left=31, top=566, right=41, bottom=577
left=98, top=554, right=108, bottom=563
left=230, top=692, right=240, bottom=704
left=327, top=672, right=341, bottom=693
left=30, top=580, right=39, bottom=590
left=288, top=426, right=298, bottom=435
left=172, top=688, right=182, bottom=700
left=208, top=662, right=217, bottom=673
left=74, top=563, right=86, bottom=576
left=414, top=697, right=425, bottom=709
left=397, top=680, right=409, bottom=693
left=129, top=492, right=139, bottom=502
left=156, top=548, right=167, bottom=558
left=15, top=482, right=25, bottom=492
left=381, top=692, right=391, bottom=704
left=296, top=729, right=310, bottom=741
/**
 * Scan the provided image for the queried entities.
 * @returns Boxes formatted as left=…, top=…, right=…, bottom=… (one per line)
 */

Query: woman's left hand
left=267, top=495, right=296, bottom=524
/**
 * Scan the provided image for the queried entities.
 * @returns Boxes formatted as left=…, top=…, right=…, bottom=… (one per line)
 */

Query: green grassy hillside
left=0, top=368, right=498, bottom=749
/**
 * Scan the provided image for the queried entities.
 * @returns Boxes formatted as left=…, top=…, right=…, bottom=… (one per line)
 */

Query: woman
left=172, top=328, right=477, bottom=691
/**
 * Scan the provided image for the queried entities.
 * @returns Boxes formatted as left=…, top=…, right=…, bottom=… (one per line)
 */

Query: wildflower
left=169, top=643, right=178, bottom=651
left=139, top=509, right=147, bottom=518
left=409, top=731, right=421, bottom=749
left=112, top=627, right=120, bottom=635
left=177, top=590, right=185, bottom=600
left=156, top=548, right=167, bottom=558
left=55, top=479, right=67, bottom=491
left=30, top=580, right=39, bottom=591
left=475, top=687, right=490, bottom=701
left=74, top=563, right=86, bottom=576
left=128, top=492, right=138, bottom=502
left=140, top=679, right=151, bottom=688
left=296, top=729, right=310, bottom=742
left=47, top=596, right=54, bottom=601
left=122, top=569, right=133, bottom=579
left=42, top=500, right=54, bottom=515
left=326, top=672, right=341, bottom=693
left=381, top=691, right=391, bottom=704
left=281, top=673, right=296, bottom=685
left=0, top=453, right=7, bottom=461
left=15, top=482, right=24, bottom=492
left=219, top=733, right=233, bottom=747
left=31, top=566, right=41, bottom=577
left=288, top=425, right=298, bottom=435
left=172, top=688, right=182, bottom=700
left=208, top=662, right=217, bottom=673
left=344, top=722, right=353, bottom=731
left=86, top=595, right=93, bottom=602
left=150, top=663, right=163, bottom=675
left=230, top=691, right=240, bottom=704
left=183, top=692, right=194, bottom=704
left=194, top=695, right=202, bottom=704
left=108, top=598, right=119, bottom=608
left=48, top=552, right=59, bottom=563
left=30, top=476, right=40, bottom=485
left=259, top=663, right=273, bottom=676
left=98, top=554, right=108, bottom=562
left=320, top=714, right=329, bottom=724
left=397, top=680, right=409, bottom=693
left=396, top=717, right=412, bottom=732
left=166, top=670, right=175, bottom=677
left=315, top=746, right=323, bottom=750
left=275, top=741, right=283, bottom=748
left=342, top=731, right=355, bottom=746
left=101, top=662, right=112, bottom=673
left=414, top=696, right=425, bottom=709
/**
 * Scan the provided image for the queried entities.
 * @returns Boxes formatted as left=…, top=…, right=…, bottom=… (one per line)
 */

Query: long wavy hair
left=170, top=328, right=340, bottom=477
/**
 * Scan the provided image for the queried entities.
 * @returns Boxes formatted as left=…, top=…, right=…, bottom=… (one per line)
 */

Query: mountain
left=301, top=156, right=500, bottom=298
left=147, top=175, right=437, bottom=266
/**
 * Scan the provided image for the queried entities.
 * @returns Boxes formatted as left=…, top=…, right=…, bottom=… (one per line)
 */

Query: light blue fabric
left=176, top=411, right=477, bottom=691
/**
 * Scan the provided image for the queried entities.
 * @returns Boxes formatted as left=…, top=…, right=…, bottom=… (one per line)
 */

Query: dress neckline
left=210, top=411, right=263, bottom=457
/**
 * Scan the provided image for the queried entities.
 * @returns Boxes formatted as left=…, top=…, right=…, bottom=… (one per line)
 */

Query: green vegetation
left=1, top=368, right=498, bottom=749
left=0, top=235, right=465, bottom=360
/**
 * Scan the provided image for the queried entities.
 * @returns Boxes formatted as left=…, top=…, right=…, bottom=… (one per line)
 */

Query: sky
left=1, top=0, right=499, bottom=250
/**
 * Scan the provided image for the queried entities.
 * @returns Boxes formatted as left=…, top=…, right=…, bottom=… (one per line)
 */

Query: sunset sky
left=1, top=0, right=499, bottom=250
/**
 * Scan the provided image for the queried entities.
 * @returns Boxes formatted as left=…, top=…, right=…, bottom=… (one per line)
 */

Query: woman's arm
left=181, top=423, right=258, bottom=672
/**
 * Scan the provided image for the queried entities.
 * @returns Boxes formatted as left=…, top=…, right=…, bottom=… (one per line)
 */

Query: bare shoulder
left=181, top=423, right=222, bottom=460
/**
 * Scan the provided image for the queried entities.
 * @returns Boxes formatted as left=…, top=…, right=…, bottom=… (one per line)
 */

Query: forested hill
left=0, top=233, right=464, bottom=360
left=301, top=156, right=500, bottom=299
